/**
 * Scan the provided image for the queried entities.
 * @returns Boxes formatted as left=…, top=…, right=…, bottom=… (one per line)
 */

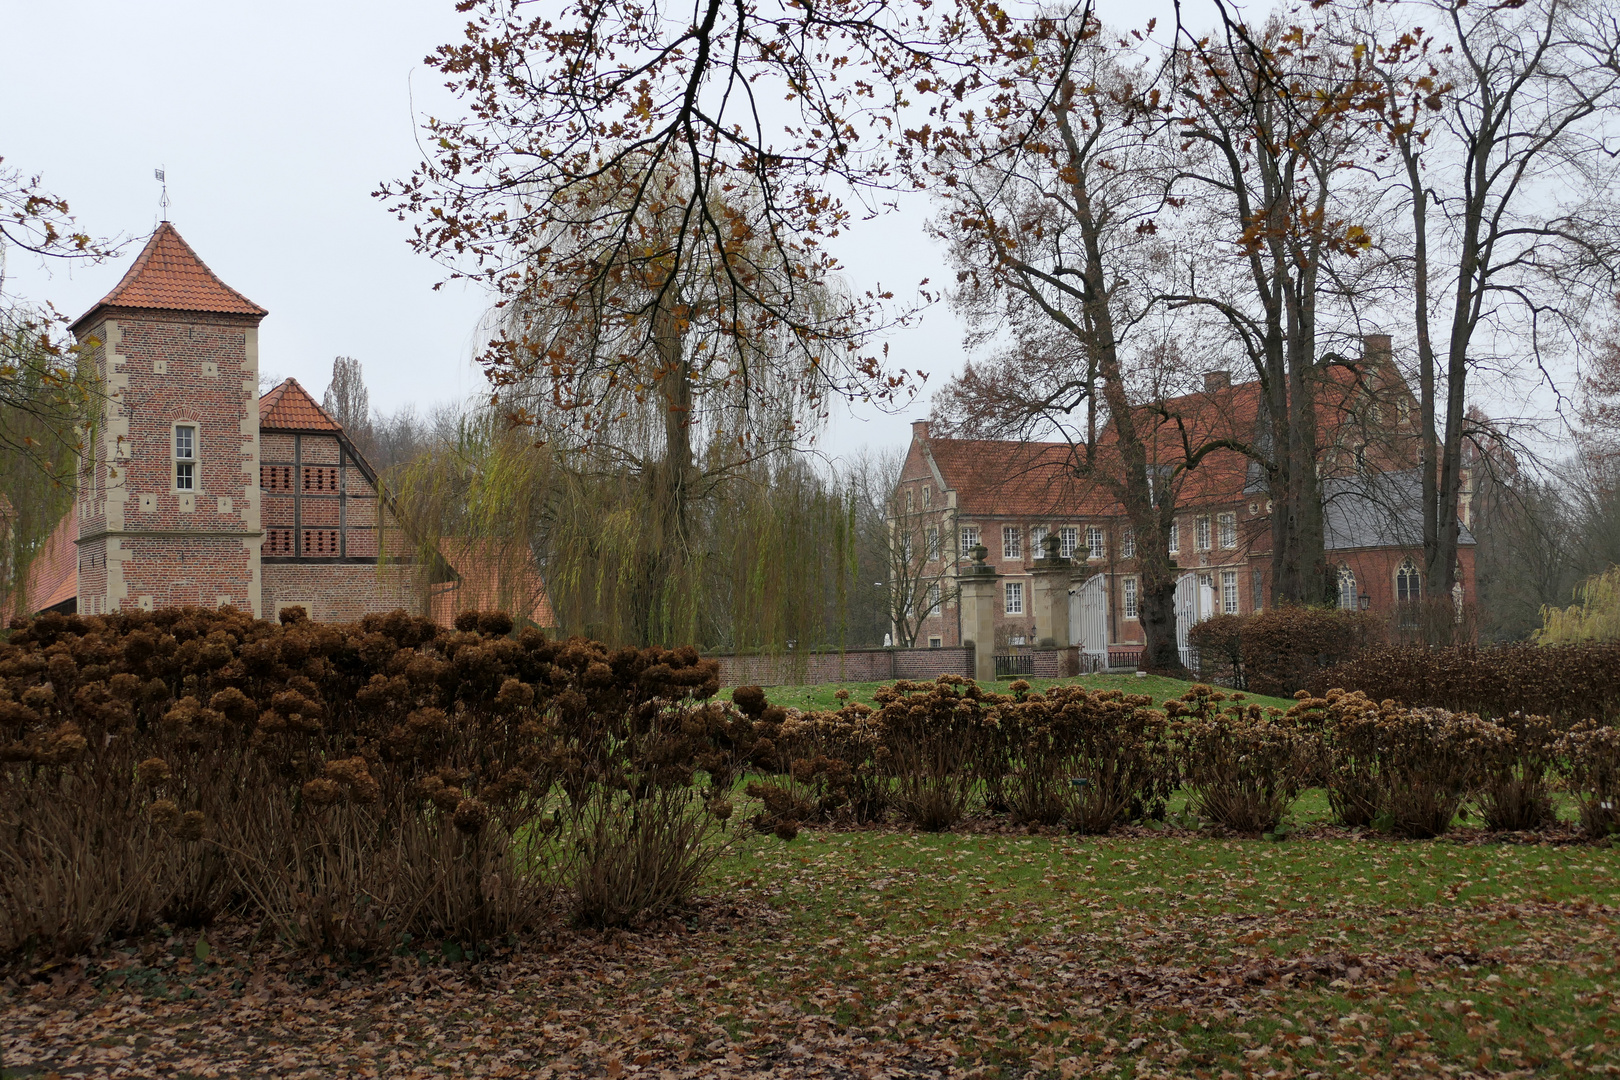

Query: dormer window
left=174, top=425, right=196, bottom=491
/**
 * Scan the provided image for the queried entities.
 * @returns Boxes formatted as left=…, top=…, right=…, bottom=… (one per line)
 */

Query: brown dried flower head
left=301, top=777, right=344, bottom=808
left=137, top=757, right=172, bottom=785
left=452, top=797, right=490, bottom=834
left=149, top=798, right=180, bottom=828
left=176, top=810, right=207, bottom=842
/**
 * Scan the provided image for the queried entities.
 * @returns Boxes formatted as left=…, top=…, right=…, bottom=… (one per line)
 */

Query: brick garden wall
left=712, top=646, right=975, bottom=688
left=262, top=564, right=421, bottom=624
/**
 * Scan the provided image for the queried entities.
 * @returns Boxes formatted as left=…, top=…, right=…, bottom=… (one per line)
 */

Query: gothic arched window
left=1337, top=565, right=1358, bottom=610
left=1396, top=558, right=1421, bottom=604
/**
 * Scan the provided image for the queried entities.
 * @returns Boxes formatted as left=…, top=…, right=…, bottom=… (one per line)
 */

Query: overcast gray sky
left=1, top=0, right=1226, bottom=459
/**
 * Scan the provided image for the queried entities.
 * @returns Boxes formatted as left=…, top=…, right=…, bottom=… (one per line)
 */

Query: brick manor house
left=19, top=223, right=547, bottom=626
left=895, top=337, right=1477, bottom=653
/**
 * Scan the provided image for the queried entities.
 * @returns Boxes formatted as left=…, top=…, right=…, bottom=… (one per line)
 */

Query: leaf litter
left=5, top=830, right=1619, bottom=1078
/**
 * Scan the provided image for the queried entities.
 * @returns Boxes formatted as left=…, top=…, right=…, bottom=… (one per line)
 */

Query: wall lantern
left=1359, top=593, right=1371, bottom=611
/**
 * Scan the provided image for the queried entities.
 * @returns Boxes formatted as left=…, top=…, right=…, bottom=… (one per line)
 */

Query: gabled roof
left=259, top=378, right=341, bottom=432
left=72, top=223, right=266, bottom=332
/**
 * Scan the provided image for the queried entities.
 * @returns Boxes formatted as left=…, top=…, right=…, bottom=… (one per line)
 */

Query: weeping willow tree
left=395, top=153, right=890, bottom=649
left=393, top=409, right=869, bottom=650
left=1535, top=566, right=1620, bottom=645
left=1, top=163, right=113, bottom=615
left=0, top=320, right=88, bottom=615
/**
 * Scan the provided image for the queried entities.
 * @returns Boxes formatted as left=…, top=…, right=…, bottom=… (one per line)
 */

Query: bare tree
left=1363, top=0, right=1620, bottom=613
left=882, top=483, right=958, bottom=648
left=1160, top=13, right=1387, bottom=606
left=321, top=355, right=377, bottom=465
left=923, top=16, right=1249, bottom=671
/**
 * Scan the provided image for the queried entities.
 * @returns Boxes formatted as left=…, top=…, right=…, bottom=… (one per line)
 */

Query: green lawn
left=691, top=826, right=1620, bottom=1076
left=5, top=812, right=1614, bottom=1078
left=722, top=673, right=1297, bottom=714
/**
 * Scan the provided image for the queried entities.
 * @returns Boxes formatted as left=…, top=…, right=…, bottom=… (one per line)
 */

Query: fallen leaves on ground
left=5, top=831, right=1619, bottom=1078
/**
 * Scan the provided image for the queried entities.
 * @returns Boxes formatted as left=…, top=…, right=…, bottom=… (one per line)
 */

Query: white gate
left=1173, top=571, right=1208, bottom=670
left=1069, top=574, right=1109, bottom=669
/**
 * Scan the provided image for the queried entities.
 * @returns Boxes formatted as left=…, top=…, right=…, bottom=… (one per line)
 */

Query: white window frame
left=925, top=525, right=941, bottom=562
left=960, top=525, right=981, bottom=558
left=1218, top=512, right=1237, bottom=549
left=928, top=636, right=943, bottom=648
left=905, top=488, right=914, bottom=513
left=1121, top=529, right=1136, bottom=560
left=1059, top=526, right=1078, bottom=560
left=1167, top=520, right=1179, bottom=555
left=927, top=582, right=942, bottom=612
left=1086, top=525, right=1105, bottom=561
left=922, top=485, right=932, bottom=509
left=1221, top=570, right=1239, bottom=614
left=1337, top=565, right=1358, bottom=610
left=1004, top=580, right=1024, bottom=615
left=1195, top=515, right=1211, bottom=551
left=1031, top=524, right=1049, bottom=554
left=172, top=422, right=198, bottom=492
left=1123, top=576, right=1138, bottom=619
left=1002, top=526, right=1022, bottom=560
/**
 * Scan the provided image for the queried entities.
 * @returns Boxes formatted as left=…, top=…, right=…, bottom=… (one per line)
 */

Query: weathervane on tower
left=154, top=167, right=169, bottom=222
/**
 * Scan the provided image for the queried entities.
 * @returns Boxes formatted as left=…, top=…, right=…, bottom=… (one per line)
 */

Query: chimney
left=1362, top=333, right=1392, bottom=365
left=1203, top=370, right=1231, bottom=392
left=912, top=418, right=931, bottom=441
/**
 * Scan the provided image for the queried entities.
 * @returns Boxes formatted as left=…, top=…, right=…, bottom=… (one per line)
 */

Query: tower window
left=174, top=425, right=196, bottom=491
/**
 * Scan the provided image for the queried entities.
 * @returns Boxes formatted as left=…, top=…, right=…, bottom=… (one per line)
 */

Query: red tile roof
left=72, top=223, right=266, bottom=331
left=259, top=378, right=341, bottom=432
left=22, top=507, right=78, bottom=613
left=922, top=365, right=1416, bottom=519
left=921, top=438, right=1110, bottom=517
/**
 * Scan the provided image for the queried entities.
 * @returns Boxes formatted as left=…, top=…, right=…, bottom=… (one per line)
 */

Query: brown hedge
left=1188, top=607, right=1387, bottom=696
left=1309, top=643, right=1620, bottom=723
left=0, top=606, right=740, bottom=956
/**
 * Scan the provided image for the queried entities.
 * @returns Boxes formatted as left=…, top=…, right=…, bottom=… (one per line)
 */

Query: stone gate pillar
left=957, top=543, right=1000, bottom=684
left=1031, top=529, right=1073, bottom=647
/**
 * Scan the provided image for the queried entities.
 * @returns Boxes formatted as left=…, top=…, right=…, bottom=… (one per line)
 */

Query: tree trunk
left=631, top=290, right=695, bottom=645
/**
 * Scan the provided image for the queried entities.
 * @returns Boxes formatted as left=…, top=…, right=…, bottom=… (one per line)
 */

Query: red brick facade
left=898, top=349, right=1479, bottom=649
left=58, top=223, right=431, bottom=623
left=71, top=304, right=265, bottom=616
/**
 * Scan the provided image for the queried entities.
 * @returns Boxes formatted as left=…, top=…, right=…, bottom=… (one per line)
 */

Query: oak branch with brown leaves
left=377, top=0, right=1006, bottom=447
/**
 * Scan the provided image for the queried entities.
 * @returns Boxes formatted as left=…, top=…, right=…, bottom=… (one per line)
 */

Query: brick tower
left=70, top=223, right=266, bottom=616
